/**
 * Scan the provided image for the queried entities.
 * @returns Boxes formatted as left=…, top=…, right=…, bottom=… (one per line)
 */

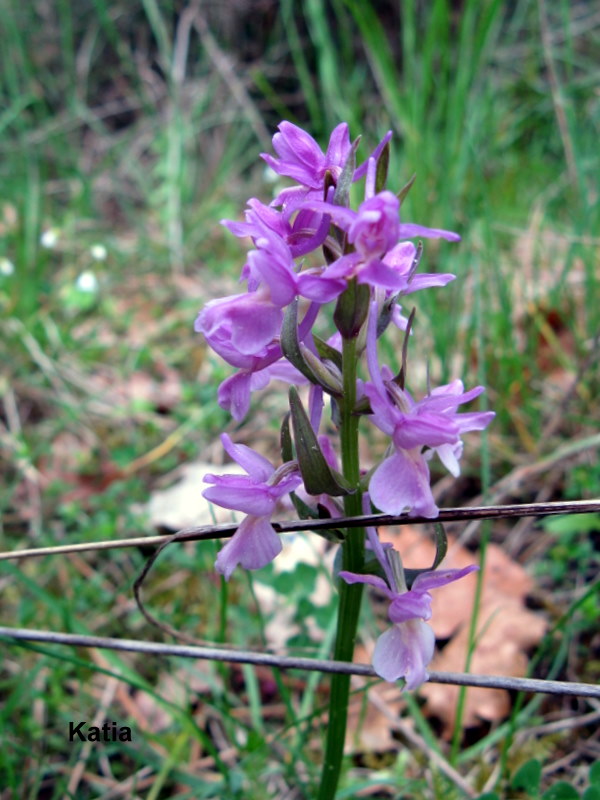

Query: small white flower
left=40, top=228, right=59, bottom=249
left=90, top=243, right=107, bottom=261
left=0, top=258, right=15, bottom=276
left=76, top=270, right=98, bottom=293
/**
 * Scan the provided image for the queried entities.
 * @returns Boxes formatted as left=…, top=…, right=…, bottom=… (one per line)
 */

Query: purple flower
left=262, top=122, right=393, bottom=208
left=195, top=228, right=344, bottom=370
left=203, top=434, right=302, bottom=579
left=222, top=197, right=331, bottom=258
left=340, top=530, right=477, bottom=687
left=347, top=190, right=401, bottom=258
left=217, top=356, right=308, bottom=422
left=195, top=292, right=282, bottom=359
left=368, top=447, right=440, bottom=518
left=246, top=226, right=346, bottom=304
left=207, top=302, right=320, bottom=422
left=309, top=190, right=460, bottom=250
left=377, top=242, right=456, bottom=295
left=364, top=303, right=495, bottom=518
left=304, top=191, right=459, bottom=293
left=261, top=121, right=352, bottom=190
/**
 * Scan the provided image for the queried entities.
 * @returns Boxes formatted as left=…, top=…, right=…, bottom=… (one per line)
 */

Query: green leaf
left=404, top=568, right=428, bottom=588
left=583, top=788, right=600, bottom=800
left=333, top=278, right=370, bottom=339
left=392, top=307, right=416, bottom=390
left=430, top=523, right=448, bottom=570
left=280, top=412, right=294, bottom=463
left=281, top=298, right=314, bottom=381
left=353, top=396, right=372, bottom=415
left=397, top=172, right=416, bottom=205
left=541, top=782, right=580, bottom=800
left=313, top=334, right=343, bottom=371
left=543, top=513, right=600, bottom=536
left=376, top=293, right=399, bottom=338
left=316, top=503, right=345, bottom=542
left=474, top=794, right=500, bottom=800
left=511, top=759, right=542, bottom=795
left=288, top=491, right=318, bottom=519
left=281, top=411, right=345, bottom=536
left=280, top=298, right=322, bottom=385
left=590, top=761, right=600, bottom=785
left=375, top=138, right=390, bottom=193
left=288, top=495, right=344, bottom=544
left=288, top=386, right=352, bottom=497
left=330, top=395, right=341, bottom=428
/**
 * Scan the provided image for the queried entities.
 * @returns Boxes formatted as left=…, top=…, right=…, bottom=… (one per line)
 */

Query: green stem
left=317, top=335, right=364, bottom=800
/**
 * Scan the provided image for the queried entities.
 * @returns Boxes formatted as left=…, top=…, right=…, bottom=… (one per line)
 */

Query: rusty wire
left=0, top=499, right=598, bottom=562
left=1, top=624, right=599, bottom=698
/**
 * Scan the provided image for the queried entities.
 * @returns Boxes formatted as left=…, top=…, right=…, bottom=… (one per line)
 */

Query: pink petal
left=296, top=272, right=347, bottom=302
left=433, top=442, right=462, bottom=477
left=325, top=122, right=351, bottom=167
left=372, top=620, right=435, bottom=688
left=382, top=241, right=416, bottom=273
left=338, top=570, right=394, bottom=598
left=398, top=223, right=460, bottom=241
left=220, top=433, right=274, bottom=481
left=230, top=299, right=281, bottom=354
left=411, top=564, right=479, bottom=593
left=215, top=515, right=283, bottom=580
left=388, top=591, right=433, bottom=623
left=275, top=122, right=323, bottom=168
left=217, top=373, right=252, bottom=422
left=247, top=250, right=297, bottom=308
left=392, top=412, right=460, bottom=450
left=401, top=273, right=456, bottom=294
left=202, top=482, right=275, bottom=517
left=354, top=130, right=393, bottom=180
left=357, top=259, right=407, bottom=290
left=369, top=450, right=439, bottom=518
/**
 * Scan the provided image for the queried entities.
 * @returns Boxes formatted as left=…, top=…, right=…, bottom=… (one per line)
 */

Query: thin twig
left=518, top=708, right=600, bottom=738
left=1, top=625, right=599, bottom=698
left=1, top=499, right=599, bottom=562
left=133, top=530, right=221, bottom=648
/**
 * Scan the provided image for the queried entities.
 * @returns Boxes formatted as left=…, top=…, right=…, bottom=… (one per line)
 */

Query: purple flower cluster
left=196, top=121, right=494, bottom=687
